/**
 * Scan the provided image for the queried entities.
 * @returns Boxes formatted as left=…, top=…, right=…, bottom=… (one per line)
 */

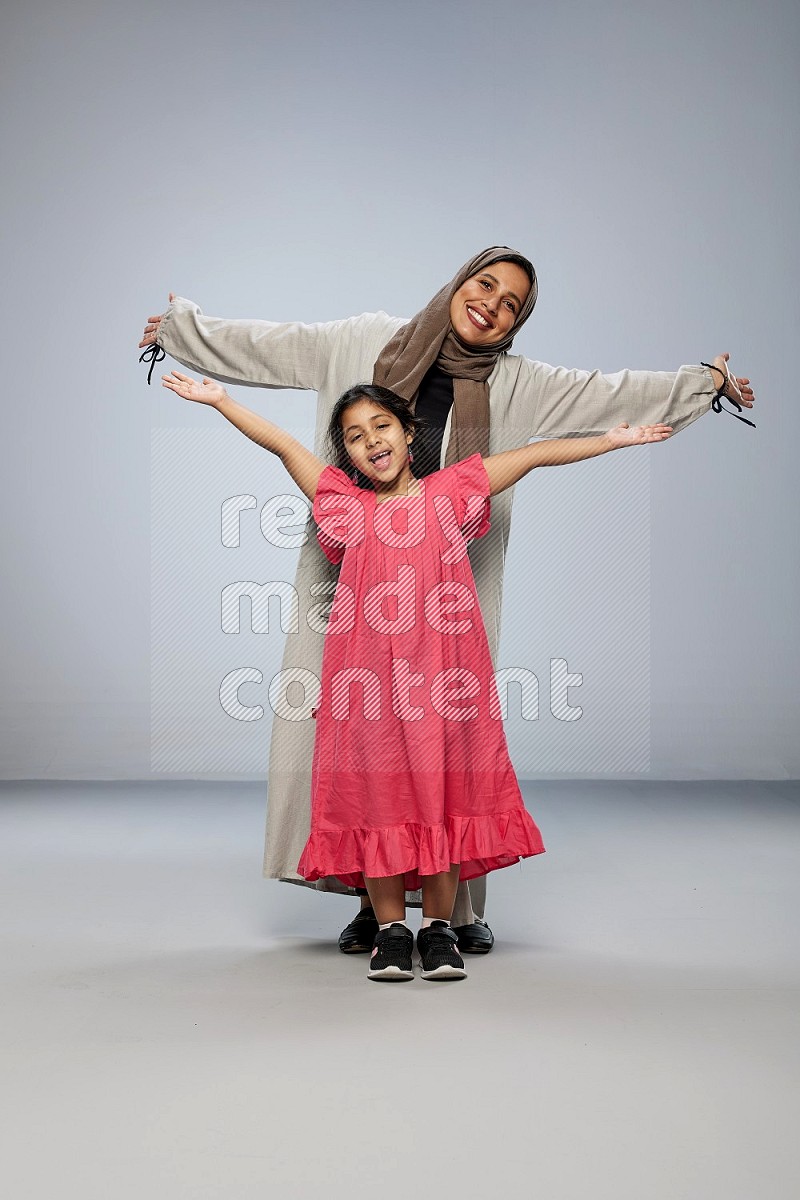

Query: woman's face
left=448, top=259, right=531, bottom=348
left=340, top=398, right=413, bottom=486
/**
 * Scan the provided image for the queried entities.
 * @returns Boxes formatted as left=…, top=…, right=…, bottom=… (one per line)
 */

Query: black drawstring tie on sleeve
left=711, top=393, right=756, bottom=428
left=139, top=343, right=166, bottom=385
left=701, top=362, right=756, bottom=428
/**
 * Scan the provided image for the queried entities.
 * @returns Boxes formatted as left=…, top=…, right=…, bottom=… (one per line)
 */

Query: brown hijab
left=372, top=246, right=538, bottom=464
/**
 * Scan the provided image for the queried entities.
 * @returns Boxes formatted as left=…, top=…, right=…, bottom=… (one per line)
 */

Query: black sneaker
left=338, top=905, right=380, bottom=954
left=367, top=923, right=415, bottom=982
left=417, top=921, right=467, bottom=981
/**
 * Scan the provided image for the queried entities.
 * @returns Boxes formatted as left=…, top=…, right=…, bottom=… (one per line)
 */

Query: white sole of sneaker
left=420, top=966, right=467, bottom=981
left=367, top=966, right=415, bottom=982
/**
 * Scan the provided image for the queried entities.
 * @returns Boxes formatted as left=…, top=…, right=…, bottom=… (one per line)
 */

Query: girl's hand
left=605, top=422, right=673, bottom=449
left=139, top=293, right=175, bottom=348
left=162, top=370, right=229, bottom=408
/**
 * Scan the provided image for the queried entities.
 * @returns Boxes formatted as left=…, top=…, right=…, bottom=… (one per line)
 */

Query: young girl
left=162, top=369, right=672, bottom=982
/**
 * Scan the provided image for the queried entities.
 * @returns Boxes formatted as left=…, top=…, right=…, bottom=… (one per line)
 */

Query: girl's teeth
left=468, top=307, right=489, bottom=327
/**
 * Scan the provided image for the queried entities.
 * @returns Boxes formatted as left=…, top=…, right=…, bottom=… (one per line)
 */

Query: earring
left=408, top=448, right=414, bottom=463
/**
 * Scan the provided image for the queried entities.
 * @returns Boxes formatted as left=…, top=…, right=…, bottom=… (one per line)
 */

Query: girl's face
left=448, top=259, right=531, bottom=348
left=340, top=398, right=414, bottom=488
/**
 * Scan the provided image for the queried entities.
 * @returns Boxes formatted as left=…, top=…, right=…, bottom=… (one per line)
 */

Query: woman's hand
left=139, top=293, right=175, bottom=348
left=605, top=422, right=673, bottom=449
left=162, top=370, right=229, bottom=409
left=709, top=353, right=755, bottom=409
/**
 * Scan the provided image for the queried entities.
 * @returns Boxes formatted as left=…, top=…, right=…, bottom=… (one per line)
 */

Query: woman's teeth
left=467, top=306, right=490, bottom=328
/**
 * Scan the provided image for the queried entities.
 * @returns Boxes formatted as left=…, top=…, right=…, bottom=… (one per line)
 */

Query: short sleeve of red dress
left=438, top=453, right=492, bottom=542
left=313, top=465, right=364, bottom=565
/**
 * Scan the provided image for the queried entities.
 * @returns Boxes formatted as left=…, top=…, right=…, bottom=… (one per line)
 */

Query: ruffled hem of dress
left=296, top=807, right=545, bottom=890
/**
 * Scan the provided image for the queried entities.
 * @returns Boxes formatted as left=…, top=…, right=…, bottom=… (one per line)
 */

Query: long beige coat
left=157, top=300, right=715, bottom=922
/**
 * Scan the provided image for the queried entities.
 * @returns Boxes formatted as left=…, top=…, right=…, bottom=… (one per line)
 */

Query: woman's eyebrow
left=481, top=272, right=522, bottom=307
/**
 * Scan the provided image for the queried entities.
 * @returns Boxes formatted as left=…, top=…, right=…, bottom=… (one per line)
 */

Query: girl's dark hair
left=326, top=383, right=423, bottom=486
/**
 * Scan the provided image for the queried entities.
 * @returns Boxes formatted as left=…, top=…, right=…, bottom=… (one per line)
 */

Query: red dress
left=296, top=454, right=545, bottom=889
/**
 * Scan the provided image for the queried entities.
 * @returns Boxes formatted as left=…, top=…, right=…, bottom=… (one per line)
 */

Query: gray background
left=1, top=0, right=797, bottom=780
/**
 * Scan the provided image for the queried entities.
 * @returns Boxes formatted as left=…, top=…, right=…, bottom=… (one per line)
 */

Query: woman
left=139, top=246, right=754, bottom=955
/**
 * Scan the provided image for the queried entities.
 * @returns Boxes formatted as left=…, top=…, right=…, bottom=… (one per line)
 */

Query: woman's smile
left=465, top=304, right=494, bottom=333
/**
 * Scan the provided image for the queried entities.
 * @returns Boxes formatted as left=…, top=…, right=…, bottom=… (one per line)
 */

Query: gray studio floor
left=2, top=779, right=799, bottom=1200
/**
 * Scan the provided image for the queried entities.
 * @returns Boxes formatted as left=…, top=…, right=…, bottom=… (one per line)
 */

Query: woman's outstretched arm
left=516, top=354, right=754, bottom=441
left=161, top=372, right=326, bottom=501
left=141, top=296, right=404, bottom=392
left=482, top=422, right=672, bottom=497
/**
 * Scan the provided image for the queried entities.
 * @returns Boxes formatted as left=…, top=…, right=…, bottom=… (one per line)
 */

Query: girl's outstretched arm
left=482, top=422, right=672, bottom=497
left=162, top=372, right=326, bottom=501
